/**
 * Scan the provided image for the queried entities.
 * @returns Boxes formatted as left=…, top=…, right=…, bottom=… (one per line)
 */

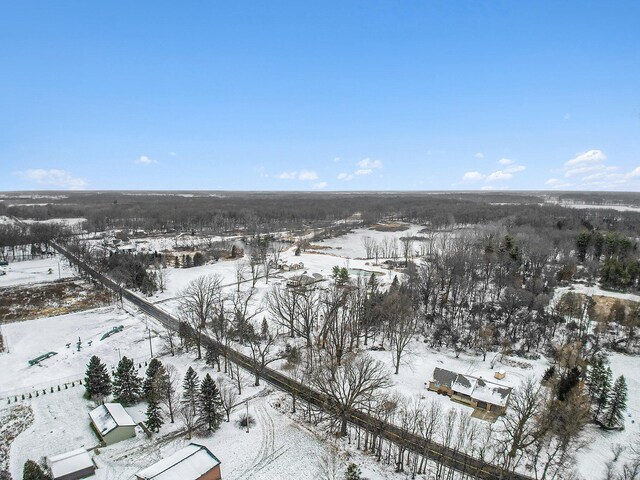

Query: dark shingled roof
left=432, top=367, right=458, bottom=388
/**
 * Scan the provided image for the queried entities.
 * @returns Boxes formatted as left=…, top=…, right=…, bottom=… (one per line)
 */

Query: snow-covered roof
left=89, top=403, right=136, bottom=436
left=136, top=443, right=221, bottom=480
left=451, top=374, right=477, bottom=396
left=430, top=368, right=513, bottom=407
left=48, top=448, right=94, bottom=479
left=472, top=378, right=512, bottom=407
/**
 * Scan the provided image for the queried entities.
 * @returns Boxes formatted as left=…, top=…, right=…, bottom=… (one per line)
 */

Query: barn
left=136, top=443, right=222, bottom=480
left=47, top=448, right=95, bottom=480
left=89, top=403, right=137, bottom=445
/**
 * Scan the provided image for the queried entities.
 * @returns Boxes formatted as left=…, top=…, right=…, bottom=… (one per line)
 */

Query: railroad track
left=51, top=240, right=532, bottom=480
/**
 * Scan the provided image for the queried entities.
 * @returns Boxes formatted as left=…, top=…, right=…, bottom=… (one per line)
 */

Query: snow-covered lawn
left=0, top=306, right=154, bottom=394
left=315, top=224, right=427, bottom=259
left=0, top=255, right=76, bottom=288
left=573, top=352, right=640, bottom=479
left=2, top=306, right=401, bottom=480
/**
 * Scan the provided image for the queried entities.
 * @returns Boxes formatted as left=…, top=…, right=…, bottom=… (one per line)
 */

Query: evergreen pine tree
left=112, top=356, right=142, bottom=405
left=557, top=366, right=581, bottom=401
left=182, top=366, right=200, bottom=415
left=22, top=460, right=50, bottom=480
left=145, top=394, right=164, bottom=433
left=142, top=359, right=164, bottom=401
left=594, top=366, right=613, bottom=420
left=345, top=463, right=361, bottom=480
left=603, top=375, right=628, bottom=429
left=542, top=365, right=556, bottom=384
left=586, top=357, right=604, bottom=404
left=198, top=373, right=224, bottom=432
left=84, top=355, right=112, bottom=399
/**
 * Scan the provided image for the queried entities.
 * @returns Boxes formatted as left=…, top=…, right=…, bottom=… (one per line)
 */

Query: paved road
left=52, top=240, right=532, bottom=480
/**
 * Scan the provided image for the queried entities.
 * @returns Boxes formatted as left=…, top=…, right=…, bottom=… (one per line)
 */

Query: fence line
left=2, top=353, right=152, bottom=401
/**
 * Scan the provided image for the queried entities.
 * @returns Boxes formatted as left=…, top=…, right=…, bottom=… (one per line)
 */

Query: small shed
left=89, top=403, right=136, bottom=445
left=136, top=443, right=222, bottom=480
left=494, top=369, right=506, bottom=380
left=47, top=448, right=95, bottom=480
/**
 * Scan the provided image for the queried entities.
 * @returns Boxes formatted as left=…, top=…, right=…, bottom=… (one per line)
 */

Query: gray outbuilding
left=47, top=448, right=95, bottom=480
left=89, top=402, right=136, bottom=445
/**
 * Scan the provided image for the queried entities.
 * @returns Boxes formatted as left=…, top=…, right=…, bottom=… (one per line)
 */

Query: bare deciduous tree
left=312, top=353, right=391, bottom=436
left=178, top=275, right=222, bottom=359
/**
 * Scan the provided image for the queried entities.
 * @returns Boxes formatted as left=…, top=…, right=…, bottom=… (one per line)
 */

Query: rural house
left=47, top=448, right=95, bottom=480
left=286, top=273, right=323, bottom=288
left=89, top=403, right=137, bottom=445
left=136, top=443, right=222, bottom=480
left=428, top=367, right=512, bottom=415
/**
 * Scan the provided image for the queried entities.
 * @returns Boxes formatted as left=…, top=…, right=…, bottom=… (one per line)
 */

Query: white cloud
left=628, top=167, right=640, bottom=178
left=357, top=158, right=383, bottom=169
left=15, top=169, right=87, bottom=190
left=498, top=158, right=513, bottom=165
left=486, top=170, right=513, bottom=182
left=277, top=171, right=297, bottom=180
left=505, top=164, right=526, bottom=173
left=298, top=170, right=318, bottom=181
left=333, top=157, right=341, bottom=163
left=312, top=181, right=328, bottom=190
left=545, top=178, right=572, bottom=189
left=553, top=149, right=640, bottom=189
left=355, top=168, right=372, bottom=176
left=277, top=170, right=319, bottom=181
left=462, top=171, right=485, bottom=182
left=168, top=151, right=177, bottom=156
left=474, top=152, right=484, bottom=159
left=564, top=149, right=606, bottom=168
left=337, top=173, right=354, bottom=181
left=136, top=155, right=157, bottom=165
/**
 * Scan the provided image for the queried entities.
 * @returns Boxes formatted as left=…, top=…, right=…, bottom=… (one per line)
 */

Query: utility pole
left=246, top=400, right=250, bottom=433
left=148, top=328, right=153, bottom=358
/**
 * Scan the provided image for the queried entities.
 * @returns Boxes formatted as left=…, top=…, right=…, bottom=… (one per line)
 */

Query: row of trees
left=84, top=355, right=234, bottom=437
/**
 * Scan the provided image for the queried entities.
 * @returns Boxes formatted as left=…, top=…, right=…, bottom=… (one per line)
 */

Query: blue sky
left=1, top=1, right=639, bottom=191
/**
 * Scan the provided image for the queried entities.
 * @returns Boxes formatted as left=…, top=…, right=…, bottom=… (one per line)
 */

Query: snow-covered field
left=556, top=203, right=640, bottom=213
left=315, top=224, right=427, bottom=259
left=19, top=217, right=87, bottom=226
left=573, top=352, right=640, bottom=479
left=0, top=255, right=76, bottom=288
left=2, top=305, right=400, bottom=480
left=0, top=306, right=154, bottom=394
left=4, top=223, right=640, bottom=479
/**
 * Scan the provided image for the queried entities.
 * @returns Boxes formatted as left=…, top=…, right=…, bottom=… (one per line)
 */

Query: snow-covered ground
left=0, top=255, right=76, bottom=288
left=5, top=224, right=640, bottom=479
left=561, top=204, right=640, bottom=213
left=315, top=224, right=427, bottom=259
left=2, top=305, right=403, bottom=480
left=573, top=352, right=640, bottom=479
left=19, top=217, right=87, bottom=226
left=0, top=306, right=155, bottom=394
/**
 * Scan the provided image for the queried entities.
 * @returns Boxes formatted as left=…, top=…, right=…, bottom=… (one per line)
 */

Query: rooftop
left=89, top=403, right=136, bottom=436
left=48, top=448, right=94, bottom=479
left=136, top=443, right=221, bottom=480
